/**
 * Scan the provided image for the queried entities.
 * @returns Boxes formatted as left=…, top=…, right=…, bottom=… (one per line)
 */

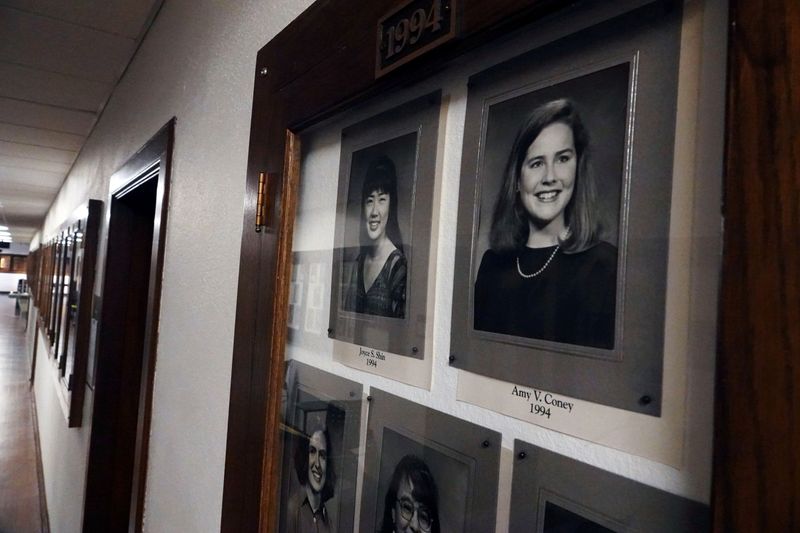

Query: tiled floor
left=0, top=297, right=46, bottom=533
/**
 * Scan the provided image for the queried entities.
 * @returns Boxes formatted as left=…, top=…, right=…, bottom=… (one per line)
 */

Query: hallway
left=0, top=297, right=47, bottom=533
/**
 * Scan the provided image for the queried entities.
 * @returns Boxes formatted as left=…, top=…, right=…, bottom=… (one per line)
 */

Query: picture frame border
left=450, top=1, right=684, bottom=415
left=360, top=388, right=501, bottom=533
left=328, top=91, right=442, bottom=360
left=510, top=439, right=710, bottom=532
left=279, top=360, right=365, bottom=533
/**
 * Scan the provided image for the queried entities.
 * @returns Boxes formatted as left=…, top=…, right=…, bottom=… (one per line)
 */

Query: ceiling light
left=0, top=225, right=7, bottom=230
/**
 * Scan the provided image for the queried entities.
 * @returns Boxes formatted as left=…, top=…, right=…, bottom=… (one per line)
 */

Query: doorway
left=83, top=121, right=173, bottom=532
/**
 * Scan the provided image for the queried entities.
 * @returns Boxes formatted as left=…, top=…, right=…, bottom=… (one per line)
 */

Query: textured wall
left=33, top=0, right=313, bottom=531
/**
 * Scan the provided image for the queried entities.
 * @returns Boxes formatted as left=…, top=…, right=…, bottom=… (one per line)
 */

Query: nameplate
left=376, top=0, right=457, bottom=77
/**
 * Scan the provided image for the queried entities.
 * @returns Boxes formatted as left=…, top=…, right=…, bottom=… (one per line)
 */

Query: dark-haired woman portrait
left=286, top=428, right=337, bottom=533
left=474, top=99, right=617, bottom=349
left=381, top=455, right=440, bottom=533
left=343, top=155, right=407, bottom=318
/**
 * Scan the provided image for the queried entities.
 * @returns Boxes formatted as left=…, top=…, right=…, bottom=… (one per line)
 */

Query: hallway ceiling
left=0, top=0, right=161, bottom=246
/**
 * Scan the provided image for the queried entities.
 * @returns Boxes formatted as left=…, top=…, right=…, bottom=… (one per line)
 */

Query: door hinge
left=255, top=172, right=267, bottom=233
left=255, top=172, right=278, bottom=233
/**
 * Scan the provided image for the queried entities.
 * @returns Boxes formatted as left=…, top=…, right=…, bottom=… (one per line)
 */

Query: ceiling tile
left=0, top=164, right=67, bottom=188
left=0, top=62, right=111, bottom=111
left=0, top=123, right=84, bottom=151
left=0, top=0, right=160, bottom=40
left=0, top=6, right=137, bottom=83
left=0, top=97, right=96, bottom=135
left=0, top=140, right=76, bottom=164
left=0, top=154, right=71, bottom=174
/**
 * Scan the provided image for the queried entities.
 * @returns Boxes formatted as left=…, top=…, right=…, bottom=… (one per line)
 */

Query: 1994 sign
left=376, top=0, right=456, bottom=77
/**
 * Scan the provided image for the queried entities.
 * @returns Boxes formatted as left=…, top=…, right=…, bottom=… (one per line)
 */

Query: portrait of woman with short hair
left=380, top=455, right=440, bottom=533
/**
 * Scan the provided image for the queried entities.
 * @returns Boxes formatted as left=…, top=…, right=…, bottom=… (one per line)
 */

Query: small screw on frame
left=518, top=451, right=527, bottom=460
left=259, top=66, right=268, bottom=76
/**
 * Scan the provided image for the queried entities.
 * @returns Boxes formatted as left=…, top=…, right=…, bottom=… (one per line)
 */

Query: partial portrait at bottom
left=510, top=440, right=710, bottom=532
left=278, top=361, right=364, bottom=533
left=359, top=389, right=501, bottom=532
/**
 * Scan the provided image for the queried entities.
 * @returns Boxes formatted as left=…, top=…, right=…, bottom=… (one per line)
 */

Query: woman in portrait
left=381, top=455, right=440, bottom=533
left=343, top=155, right=407, bottom=318
left=474, top=99, right=617, bottom=349
left=286, top=428, right=336, bottom=533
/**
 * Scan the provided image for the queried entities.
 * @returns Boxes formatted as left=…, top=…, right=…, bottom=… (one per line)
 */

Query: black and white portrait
left=473, top=64, right=629, bottom=350
left=340, top=134, right=417, bottom=319
left=282, top=404, right=344, bottom=533
left=451, top=3, right=684, bottom=414
left=279, top=362, right=363, bottom=533
left=375, top=429, right=470, bottom=533
left=329, top=93, right=440, bottom=367
left=360, top=390, right=501, bottom=532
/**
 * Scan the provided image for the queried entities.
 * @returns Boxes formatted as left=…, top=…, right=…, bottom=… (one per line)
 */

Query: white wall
left=0, top=273, right=26, bottom=292
left=33, top=0, right=313, bottom=531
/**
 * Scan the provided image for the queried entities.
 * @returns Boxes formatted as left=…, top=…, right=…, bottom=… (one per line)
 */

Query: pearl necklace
left=516, top=245, right=559, bottom=279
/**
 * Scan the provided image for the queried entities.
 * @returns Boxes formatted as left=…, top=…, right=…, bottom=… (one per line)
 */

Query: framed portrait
left=450, top=1, right=683, bottom=415
left=510, top=440, right=709, bottom=532
left=278, top=360, right=364, bottom=533
left=359, top=389, right=501, bottom=532
left=328, top=92, right=440, bottom=362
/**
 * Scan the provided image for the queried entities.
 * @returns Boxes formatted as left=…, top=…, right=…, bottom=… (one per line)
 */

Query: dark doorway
left=83, top=121, right=173, bottom=533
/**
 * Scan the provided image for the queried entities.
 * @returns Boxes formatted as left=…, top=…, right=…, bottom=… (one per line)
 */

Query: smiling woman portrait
left=343, top=155, right=408, bottom=318
left=474, top=99, right=617, bottom=349
left=286, top=428, right=337, bottom=533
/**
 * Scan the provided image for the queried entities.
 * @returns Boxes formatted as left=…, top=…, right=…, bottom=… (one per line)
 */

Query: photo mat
left=510, top=440, right=710, bottom=532
left=328, top=92, right=441, bottom=378
left=451, top=1, right=684, bottom=415
left=360, top=389, right=501, bottom=532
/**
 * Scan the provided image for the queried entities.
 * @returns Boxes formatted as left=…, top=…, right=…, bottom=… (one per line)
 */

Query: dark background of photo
left=374, top=427, right=470, bottom=532
left=475, top=62, right=630, bottom=271
left=543, top=501, right=616, bottom=533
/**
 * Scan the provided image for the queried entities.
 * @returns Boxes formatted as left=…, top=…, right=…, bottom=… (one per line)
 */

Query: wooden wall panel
left=713, top=0, right=800, bottom=531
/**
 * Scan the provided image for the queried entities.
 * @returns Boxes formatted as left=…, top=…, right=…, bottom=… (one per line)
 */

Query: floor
left=0, top=296, right=47, bottom=533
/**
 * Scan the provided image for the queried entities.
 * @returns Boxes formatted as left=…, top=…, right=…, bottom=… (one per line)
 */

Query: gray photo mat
left=537, top=490, right=625, bottom=532
left=451, top=1, right=683, bottom=415
left=278, top=360, right=364, bottom=533
left=510, top=440, right=710, bottom=532
left=329, top=92, right=441, bottom=359
left=360, top=389, right=501, bottom=533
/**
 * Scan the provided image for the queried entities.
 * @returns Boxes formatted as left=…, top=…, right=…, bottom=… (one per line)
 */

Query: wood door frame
left=83, top=119, right=174, bottom=533
left=221, top=0, right=800, bottom=531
